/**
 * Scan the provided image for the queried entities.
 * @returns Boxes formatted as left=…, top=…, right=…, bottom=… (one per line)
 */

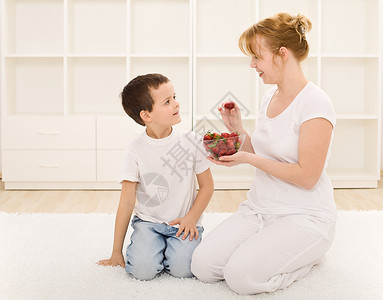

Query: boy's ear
left=140, top=110, right=151, bottom=123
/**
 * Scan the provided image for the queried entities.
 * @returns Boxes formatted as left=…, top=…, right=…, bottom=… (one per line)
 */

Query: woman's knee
left=190, top=244, right=217, bottom=282
left=223, top=256, right=270, bottom=295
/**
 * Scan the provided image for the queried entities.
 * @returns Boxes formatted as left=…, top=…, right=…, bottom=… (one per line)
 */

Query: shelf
left=321, top=54, right=380, bottom=58
left=336, top=114, right=379, bottom=120
left=327, top=168, right=379, bottom=181
left=67, top=54, right=127, bottom=58
left=3, top=57, right=64, bottom=115
left=130, top=57, right=191, bottom=115
left=196, top=54, right=249, bottom=58
left=5, top=54, right=64, bottom=58
left=1, top=0, right=381, bottom=190
left=195, top=114, right=257, bottom=121
left=195, top=57, right=256, bottom=116
left=130, top=54, right=190, bottom=58
left=67, top=0, right=126, bottom=55
left=321, top=57, right=379, bottom=115
left=322, top=0, right=379, bottom=54
left=67, top=57, right=126, bottom=114
left=195, top=0, right=254, bottom=55
left=193, top=118, right=255, bottom=138
left=3, top=0, right=63, bottom=54
left=328, top=119, right=379, bottom=176
left=130, top=0, right=189, bottom=54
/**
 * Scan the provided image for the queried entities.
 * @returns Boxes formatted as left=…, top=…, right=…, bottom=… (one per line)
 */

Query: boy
left=97, top=73, right=214, bottom=280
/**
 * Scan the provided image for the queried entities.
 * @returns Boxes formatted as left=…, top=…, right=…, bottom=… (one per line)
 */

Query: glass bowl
left=203, top=131, right=245, bottom=160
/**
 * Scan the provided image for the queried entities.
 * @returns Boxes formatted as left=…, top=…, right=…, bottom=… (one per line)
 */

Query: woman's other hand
left=218, top=103, right=243, bottom=133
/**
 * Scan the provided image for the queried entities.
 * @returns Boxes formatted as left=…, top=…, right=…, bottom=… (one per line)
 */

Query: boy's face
left=147, top=81, right=181, bottom=127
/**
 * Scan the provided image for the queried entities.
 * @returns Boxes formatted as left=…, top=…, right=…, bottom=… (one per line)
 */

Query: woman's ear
left=279, top=47, right=288, bottom=62
left=140, top=110, right=151, bottom=123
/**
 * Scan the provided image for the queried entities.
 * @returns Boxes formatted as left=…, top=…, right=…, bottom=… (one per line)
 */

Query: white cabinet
left=2, top=150, right=96, bottom=182
left=1, top=0, right=382, bottom=189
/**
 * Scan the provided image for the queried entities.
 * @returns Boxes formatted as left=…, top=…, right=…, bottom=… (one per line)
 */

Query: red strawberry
left=224, top=102, right=235, bottom=110
left=212, top=133, right=221, bottom=139
left=203, top=134, right=213, bottom=140
left=225, top=149, right=236, bottom=155
left=203, top=131, right=214, bottom=140
left=218, top=147, right=227, bottom=156
left=221, top=132, right=230, bottom=139
left=211, top=147, right=220, bottom=155
left=229, top=132, right=239, bottom=143
left=226, top=139, right=235, bottom=149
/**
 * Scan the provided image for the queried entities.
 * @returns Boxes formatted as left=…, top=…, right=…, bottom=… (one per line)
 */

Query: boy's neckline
left=145, top=126, right=173, bottom=139
left=144, top=127, right=175, bottom=144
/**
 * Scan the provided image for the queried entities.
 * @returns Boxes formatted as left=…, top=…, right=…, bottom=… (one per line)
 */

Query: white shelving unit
left=0, top=0, right=381, bottom=189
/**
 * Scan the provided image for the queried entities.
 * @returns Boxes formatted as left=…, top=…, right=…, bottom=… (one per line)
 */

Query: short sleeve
left=119, top=146, right=140, bottom=184
left=299, top=89, right=336, bottom=128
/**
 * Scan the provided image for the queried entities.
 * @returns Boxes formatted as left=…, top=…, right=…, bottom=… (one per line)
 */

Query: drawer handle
left=38, top=131, right=59, bottom=135
left=38, top=164, right=60, bottom=168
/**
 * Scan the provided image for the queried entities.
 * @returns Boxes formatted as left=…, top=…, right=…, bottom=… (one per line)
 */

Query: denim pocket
left=130, top=215, right=142, bottom=229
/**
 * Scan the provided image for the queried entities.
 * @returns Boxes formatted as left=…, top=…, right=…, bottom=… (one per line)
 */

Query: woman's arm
left=216, top=118, right=333, bottom=189
left=97, top=180, right=137, bottom=267
left=170, top=168, right=214, bottom=240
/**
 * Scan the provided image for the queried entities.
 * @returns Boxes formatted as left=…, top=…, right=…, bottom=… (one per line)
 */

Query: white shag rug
left=0, top=211, right=382, bottom=300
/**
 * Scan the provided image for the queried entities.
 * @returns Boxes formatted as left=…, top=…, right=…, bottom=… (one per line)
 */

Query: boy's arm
left=97, top=180, right=136, bottom=267
left=170, top=168, right=214, bottom=240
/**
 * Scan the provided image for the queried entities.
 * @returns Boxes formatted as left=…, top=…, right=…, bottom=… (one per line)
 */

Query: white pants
left=191, top=201, right=335, bottom=295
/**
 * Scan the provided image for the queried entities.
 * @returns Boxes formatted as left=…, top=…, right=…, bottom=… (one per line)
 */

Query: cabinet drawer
left=2, top=116, right=96, bottom=149
left=2, top=150, right=96, bottom=181
left=97, top=150, right=125, bottom=182
left=97, top=116, right=144, bottom=149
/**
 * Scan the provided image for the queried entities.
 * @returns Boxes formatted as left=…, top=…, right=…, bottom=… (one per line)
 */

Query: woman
left=191, top=12, right=337, bottom=295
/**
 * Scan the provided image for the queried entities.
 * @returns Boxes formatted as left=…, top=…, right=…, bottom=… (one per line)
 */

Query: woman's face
left=249, top=35, right=282, bottom=84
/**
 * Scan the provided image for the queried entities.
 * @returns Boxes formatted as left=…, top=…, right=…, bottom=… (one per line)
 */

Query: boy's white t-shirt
left=120, top=127, right=211, bottom=226
left=247, top=81, right=337, bottom=221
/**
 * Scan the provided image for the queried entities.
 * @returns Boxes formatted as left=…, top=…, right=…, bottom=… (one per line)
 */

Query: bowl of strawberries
left=203, top=131, right=245, bottom=160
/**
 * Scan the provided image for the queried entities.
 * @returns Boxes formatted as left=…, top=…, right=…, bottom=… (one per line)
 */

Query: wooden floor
left=0, top=179, right=383, bottom=214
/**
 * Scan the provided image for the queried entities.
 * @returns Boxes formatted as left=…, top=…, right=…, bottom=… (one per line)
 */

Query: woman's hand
left=218, top=103, right=243, bottom=133
left=207, top=151, right=251, bottom=167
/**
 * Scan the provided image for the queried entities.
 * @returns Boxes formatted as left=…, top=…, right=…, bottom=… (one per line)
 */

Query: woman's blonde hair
left=239, top=12, right=312, bottom=61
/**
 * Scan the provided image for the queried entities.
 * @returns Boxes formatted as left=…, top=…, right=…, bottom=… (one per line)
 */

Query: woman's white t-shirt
left=119, top=128, right=211, bottom=226
left=246, top=81, right=337, bottom=222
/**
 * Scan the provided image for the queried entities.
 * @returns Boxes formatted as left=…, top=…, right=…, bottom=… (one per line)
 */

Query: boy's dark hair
left=121, top=73, right=170, bottom=126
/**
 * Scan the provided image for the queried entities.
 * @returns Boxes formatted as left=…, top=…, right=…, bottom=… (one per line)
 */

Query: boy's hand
left=97, top=252, right=125, bottom=268
left=169, top=216, right=199, bottom=241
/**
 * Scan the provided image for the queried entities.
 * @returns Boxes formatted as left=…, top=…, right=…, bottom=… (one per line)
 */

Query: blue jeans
left=125, top=216, right=204, bottom=280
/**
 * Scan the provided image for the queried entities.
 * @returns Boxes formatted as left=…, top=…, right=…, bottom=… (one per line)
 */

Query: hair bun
left=294, top=14, right=312, bottom=41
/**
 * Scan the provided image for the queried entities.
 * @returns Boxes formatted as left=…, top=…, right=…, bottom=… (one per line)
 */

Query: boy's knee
left=166, top=262, right=193, bottom=278
left=165, top=250, right=193, bottom=278
left=125, top=258, right=163, bottom=281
